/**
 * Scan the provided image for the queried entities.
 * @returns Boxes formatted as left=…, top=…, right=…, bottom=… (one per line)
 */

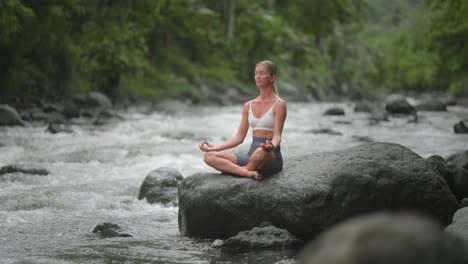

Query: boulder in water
left=298, top=212, right=468, bottom=264
left=92, top=222, right=132, bottom=238
left=454, top=120, right=468, bottom=134
left=416, top=99, right=447, bottom=111
left=222, top=223, right=303, bottom=250
left=0, top=164, right=49, bottom=176
left=384, top=95, right=416, bottom=114
left=0, top=104, right=25, bottom=126
left=178, top=142, right=458, bottom=240
left=139, top=167, right=184, bottom=205
left=323, top=107, right=345, bottom=116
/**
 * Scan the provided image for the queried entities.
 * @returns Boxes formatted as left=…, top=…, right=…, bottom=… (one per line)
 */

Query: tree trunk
left=226, top=0, right=235, bottom=41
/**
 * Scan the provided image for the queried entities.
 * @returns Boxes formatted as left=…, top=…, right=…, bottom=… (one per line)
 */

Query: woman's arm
left=270, top=100, right=287, bottom=148
left=199, top=102, right=250, bottom=152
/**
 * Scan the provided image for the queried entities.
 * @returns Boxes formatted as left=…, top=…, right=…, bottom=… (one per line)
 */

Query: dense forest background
left=0, top=0, right=467, bottom=104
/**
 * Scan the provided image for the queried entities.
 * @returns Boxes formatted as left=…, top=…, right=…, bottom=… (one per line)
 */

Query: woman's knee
left=204, top=151, right=214, bottom=164
left=204, top=151, right=221, bottom=165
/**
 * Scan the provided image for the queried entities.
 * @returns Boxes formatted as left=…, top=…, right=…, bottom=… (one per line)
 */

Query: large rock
left=72, top=91, right=112, bottom=109
left=384, top=95, right=416, bottom=114
left=0, top=104, right=25, bottom=126
left=178, top=142, right=459, bottom=240
left=446, top=207, right=468, bottom=242
left=454, top=120, right=468, bottom=134
left=222, top=223, right=302, bottom=249
left=139, top=167, right=184, bottom=205
left=426, top=155, right=468, bottom=202
left=0, top=164, right=49, bottom=176
left=298, top=212, right=468, bottom=264
left=448, top=151, right=468, bottom=171
left=415, top=99, right=447, bottom=111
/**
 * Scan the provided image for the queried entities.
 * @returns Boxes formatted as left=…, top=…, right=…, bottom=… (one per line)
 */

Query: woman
left=199, top=60, right=287, bottom=180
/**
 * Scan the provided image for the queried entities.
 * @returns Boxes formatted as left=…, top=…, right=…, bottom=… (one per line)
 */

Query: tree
left=426, top=0, right=468, bottom=94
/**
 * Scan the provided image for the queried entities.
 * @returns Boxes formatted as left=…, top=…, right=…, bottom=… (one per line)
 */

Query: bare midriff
left=253, top=130, right=274, bottom=139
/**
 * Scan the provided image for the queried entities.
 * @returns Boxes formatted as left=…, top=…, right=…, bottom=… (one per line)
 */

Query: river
left=1, top=101, right=467, bottom=263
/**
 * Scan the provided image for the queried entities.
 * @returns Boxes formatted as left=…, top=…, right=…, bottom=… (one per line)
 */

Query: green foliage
left=0, top=0, right=33, bottom=43
left=426, top=0, right=468, bottom=94
left=1, top=0, right=465, bottom=102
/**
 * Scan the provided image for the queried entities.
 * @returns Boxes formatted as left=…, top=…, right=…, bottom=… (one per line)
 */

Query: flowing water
left=1, top=101, right=467, bottom=264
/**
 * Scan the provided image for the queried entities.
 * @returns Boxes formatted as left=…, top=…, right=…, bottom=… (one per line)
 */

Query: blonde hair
left=257, top=60, right=279, bottom=94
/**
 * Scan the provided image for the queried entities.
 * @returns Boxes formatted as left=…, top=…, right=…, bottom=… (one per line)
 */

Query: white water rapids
left=0, top=102, right=467, bottom=263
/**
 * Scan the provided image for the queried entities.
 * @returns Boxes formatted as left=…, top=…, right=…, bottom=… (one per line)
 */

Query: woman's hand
left=260, top=140, right=276, bottom=151
left=199, top=141, right=216, bottom=152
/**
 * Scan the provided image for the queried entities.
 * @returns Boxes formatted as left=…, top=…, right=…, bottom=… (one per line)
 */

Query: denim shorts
left=236, top=137, right=283, bottom=176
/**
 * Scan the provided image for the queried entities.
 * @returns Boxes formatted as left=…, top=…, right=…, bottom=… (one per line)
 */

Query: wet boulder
left=92, top=222, right=132, bottom=238
left=416, top=99, right=447, bottom=111
left=446, top=207, right=468, bottom=243
left=178, top=142, right=458, bottom=240
left=0, top=104, right=25, bottom=126
left=72, top=91, right=112, bottom=109
left=139, top=167, right=184, bottom=206
left=298, top=212, right=468, bottom=264
left=354, top=101, right=375, bottom=113
left=0, top=164, right=49, bottom=176
left=221, top=223, right=303, bottom=250
left=426, top=155, right=468, bottom=202
left=323, top=107, right=345, bottom=116
left=384, top=95, right=416, bottom=114
left=454, top=120, right=468, bottom=134
left=448, top=151, right=468, bottom=171
left=46, top=123, right=73, bottom=134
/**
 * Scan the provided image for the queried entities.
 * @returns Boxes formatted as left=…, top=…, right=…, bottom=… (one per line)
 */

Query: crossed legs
left=203, top=148, right=273, bottom=180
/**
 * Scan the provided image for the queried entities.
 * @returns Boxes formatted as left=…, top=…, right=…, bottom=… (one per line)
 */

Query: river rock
left=298, top=212, right=468, bottom=264
left=178, top=142, right=458, bottom=240
left=323, top=107, right=345, bottom=116
left=222, top=223, right=303, bottom=249
left=138, top=167, right=184, bottom=205
left=46, top=123, right=73, bottom=134
left=0, top=104, right=25, bottom=126
left=72, top=91, right=112, bottom=109
left=454, top=120, right=468, bottom=134
left=426, top=155, right=468, bottom=201
left=415, top=99, right=447, bottom=111
left=354, top=101, right=375, bottom=113
left=0, top=164, right=49, bottom=176
left=448, top=151, right=468, bottom=171
left=384, top=95, right=416, bottom=114
left=446, top=207, right=468, bottom=243
left=92, top=222, right=132, bottom=238
left=369, top=108, right=389, bottom=123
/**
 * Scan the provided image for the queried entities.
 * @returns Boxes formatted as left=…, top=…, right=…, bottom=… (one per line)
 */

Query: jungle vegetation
left=0, top=0, right=466, bottom=103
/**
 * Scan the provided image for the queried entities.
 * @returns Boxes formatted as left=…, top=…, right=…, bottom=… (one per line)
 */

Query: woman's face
left=255, top=64, right=275, bottom=88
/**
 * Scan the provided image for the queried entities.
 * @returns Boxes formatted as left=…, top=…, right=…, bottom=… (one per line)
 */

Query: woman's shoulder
left=275, top=97, right=287, bottom=106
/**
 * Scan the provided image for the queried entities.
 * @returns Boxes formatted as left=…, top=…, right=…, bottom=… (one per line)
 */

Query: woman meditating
left=199, top=60, right=287, bottom=180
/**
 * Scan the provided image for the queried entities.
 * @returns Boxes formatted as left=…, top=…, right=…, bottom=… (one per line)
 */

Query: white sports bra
left=248, top=99, right=279, bottom=131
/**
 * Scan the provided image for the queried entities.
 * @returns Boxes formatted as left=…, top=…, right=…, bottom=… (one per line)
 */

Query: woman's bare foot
left=246, top=170, right=262, bottom=181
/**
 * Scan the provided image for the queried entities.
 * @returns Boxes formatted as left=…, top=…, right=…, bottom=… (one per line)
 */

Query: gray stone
left=222, top=224, right=303, bottom=249
left=323, top=107, right=345, bottom=116
left=178, top=142, right=458, bottom=240
left=426, top=155, right=468, bottom=201
left=454, top=120, right=468, bottom=134
left=0, top=104, right=25, bottom=126
left=92, top=222, right=132, bottom=238
left=354, top=101, right=375, bottom=113
left=298, top=212, right=468, bottom=264
left=446, top=207, right=468, bottom=243
left=448, top=151, right=468, bottom=171
left=384, top=95, right=416, bottom=114
left=416, top=99, right=447, bottom=111
left=0, top=164, right=49, bottom=176
left=139, top=167, right=184, bottom=205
